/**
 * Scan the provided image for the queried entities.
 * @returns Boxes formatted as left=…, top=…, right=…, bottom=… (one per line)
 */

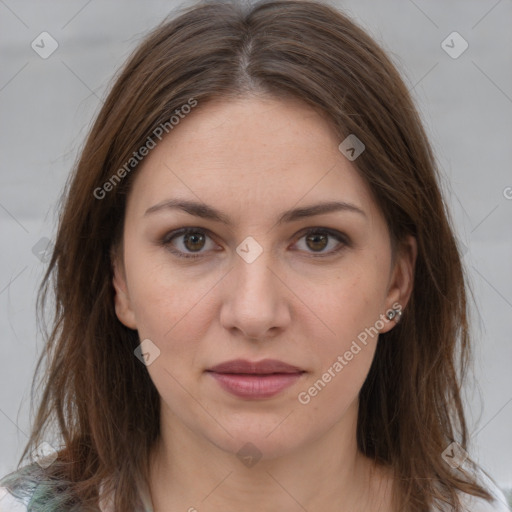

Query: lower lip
left=208, top=372, right=304, bottom=399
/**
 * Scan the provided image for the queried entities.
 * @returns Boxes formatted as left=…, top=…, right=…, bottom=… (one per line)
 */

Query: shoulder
left=0, top=464, right=38, bottom=512
left=0, top=465, right=115, bottom=512
left=0, top=487, right=28, bottom=512
left=0, top=463, right=57, bottom=512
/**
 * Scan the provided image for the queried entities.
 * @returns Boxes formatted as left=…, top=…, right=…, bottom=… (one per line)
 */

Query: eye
left=160, top=226, right=349, bottom=260
left=161, top=227, right=219, bottom=259
left=292, top=228, right=349, bottom=257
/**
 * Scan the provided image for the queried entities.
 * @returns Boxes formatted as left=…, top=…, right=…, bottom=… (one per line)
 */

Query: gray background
left=1, top=0, right=511, bottom=493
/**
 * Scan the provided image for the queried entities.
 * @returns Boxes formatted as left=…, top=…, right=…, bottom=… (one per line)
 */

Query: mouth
left=206, top=359, right=306, bottom=399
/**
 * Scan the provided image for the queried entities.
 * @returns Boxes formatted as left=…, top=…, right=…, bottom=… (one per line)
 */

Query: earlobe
left=380, top=235, right=417, bottom=334
left=112, top=255, right=138, bottom=330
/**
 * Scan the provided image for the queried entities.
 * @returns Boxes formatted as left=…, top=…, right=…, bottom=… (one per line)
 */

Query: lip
left=206, top=359, right=305, bottom=399
left=208, top=358, right=304, bottom=374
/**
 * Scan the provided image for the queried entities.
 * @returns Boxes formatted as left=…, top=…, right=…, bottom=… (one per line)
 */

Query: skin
left=112, top=95, right=417, bottom=512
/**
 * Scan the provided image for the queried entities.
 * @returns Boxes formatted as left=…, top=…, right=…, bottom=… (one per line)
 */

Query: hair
left=0, top=1, right=498, bottom=511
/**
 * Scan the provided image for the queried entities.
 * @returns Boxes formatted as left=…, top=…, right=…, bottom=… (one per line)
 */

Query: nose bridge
left=220, top=241, right=290, bottom=338
left=236, top=249, right=276, bottom=299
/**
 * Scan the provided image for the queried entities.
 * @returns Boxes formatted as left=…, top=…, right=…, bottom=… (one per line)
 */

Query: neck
left=148, top=400, right=394, bottom=512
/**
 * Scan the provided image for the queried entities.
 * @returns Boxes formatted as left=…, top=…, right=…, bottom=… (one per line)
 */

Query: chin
left=203, top=415, right=307, bottom=463
left=216, top=435, right=299, bottom=464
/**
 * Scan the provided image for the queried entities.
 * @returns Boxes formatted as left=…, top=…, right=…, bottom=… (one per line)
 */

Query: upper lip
left=207, top=359, right=305, bottom=374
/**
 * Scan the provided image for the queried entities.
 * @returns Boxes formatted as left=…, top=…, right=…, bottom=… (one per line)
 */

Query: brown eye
left=293, top=228, right=349, bottom=257
left=305, top=232, right=329, bottom=252
left=183, top=232, right=206, bottom=252
left=161, top=228, right=219, bottom=259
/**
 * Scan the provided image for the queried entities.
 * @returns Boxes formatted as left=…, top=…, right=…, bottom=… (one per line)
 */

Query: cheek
left=296, top=303, right=379, bottom=422
left=312, top=260, right=388, bottom=346
left=122, top=236, right=215, bottom=339
left=296, top=258, right=388, bottom=402
left=126, top=261, right=216, bottom=394
left=131, top=282, right=215, bottom=353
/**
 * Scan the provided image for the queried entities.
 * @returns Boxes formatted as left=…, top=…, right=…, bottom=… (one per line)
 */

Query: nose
left=219, top=248, right=292, bottom=341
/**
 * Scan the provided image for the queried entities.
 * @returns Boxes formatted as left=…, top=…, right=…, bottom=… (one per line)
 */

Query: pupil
left=307, top=233, right=328, bottom=251
left=184, top=232, right=205, bottom=251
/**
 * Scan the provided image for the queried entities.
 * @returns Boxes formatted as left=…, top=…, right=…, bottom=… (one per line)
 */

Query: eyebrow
left=144, top=198, right=366, bottom=225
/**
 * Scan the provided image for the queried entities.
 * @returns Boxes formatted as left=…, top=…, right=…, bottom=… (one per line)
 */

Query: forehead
left=126, top=96, right=378, bottom=222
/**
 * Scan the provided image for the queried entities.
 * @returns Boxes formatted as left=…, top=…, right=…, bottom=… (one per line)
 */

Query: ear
left=379, top=235, right=417, bottom=334
left=111, top=248, right=138, bottom=330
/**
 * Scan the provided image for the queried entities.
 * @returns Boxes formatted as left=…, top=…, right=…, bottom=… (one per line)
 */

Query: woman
left=0, top=1, right=509, bottom=511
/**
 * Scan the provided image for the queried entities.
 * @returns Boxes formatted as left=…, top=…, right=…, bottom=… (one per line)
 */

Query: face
left=113, top=96, right=415, bottom=460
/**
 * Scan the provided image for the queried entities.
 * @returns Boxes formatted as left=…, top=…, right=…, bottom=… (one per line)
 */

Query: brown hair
left=1, top=1, right=496, bottom=510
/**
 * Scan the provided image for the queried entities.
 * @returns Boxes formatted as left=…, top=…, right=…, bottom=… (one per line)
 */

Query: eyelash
left=160, top=227, right=350, bottom=260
